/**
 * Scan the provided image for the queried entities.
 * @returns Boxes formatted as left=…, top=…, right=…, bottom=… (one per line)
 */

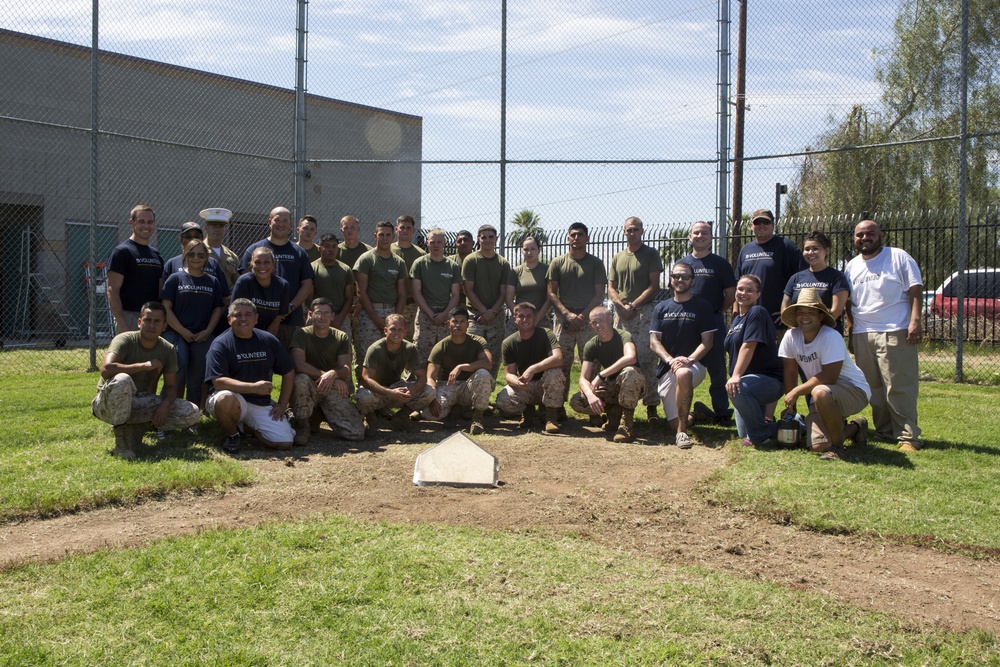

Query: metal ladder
left=83, top=261, right=115, bottom=340
left=14, top=227, right=82, bottom=343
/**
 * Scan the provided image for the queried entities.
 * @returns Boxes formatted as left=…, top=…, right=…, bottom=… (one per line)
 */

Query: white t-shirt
left=778, top=327, right=871, bottom=400
left=845, top=247, right=922, bottom=333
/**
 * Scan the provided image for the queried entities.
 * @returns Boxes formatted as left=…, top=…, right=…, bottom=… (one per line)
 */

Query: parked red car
left=931, top=269, right=1000, bottom=318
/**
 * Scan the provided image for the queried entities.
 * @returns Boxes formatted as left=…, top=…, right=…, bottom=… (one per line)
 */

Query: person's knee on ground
left=212, top=392, right=243, bottom=435
left=810, top=384, right=846, bottom=448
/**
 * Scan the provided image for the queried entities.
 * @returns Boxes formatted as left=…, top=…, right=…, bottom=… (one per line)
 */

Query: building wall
left=0, top=29, right=422, bottom=339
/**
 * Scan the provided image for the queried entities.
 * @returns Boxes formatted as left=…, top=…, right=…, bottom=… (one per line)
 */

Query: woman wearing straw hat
left=777, top=288, right=871, bottom=460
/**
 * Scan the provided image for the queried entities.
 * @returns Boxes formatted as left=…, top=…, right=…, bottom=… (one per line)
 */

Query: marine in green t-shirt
left=312, top=236, right=354, bottom=314
left=582, top=327, right=632, bottom=381
left=429, top=332, right=489, bottom=383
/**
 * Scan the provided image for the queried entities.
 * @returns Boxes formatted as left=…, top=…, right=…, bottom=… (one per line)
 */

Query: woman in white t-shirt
left=778, top=288, right=871, bottom=461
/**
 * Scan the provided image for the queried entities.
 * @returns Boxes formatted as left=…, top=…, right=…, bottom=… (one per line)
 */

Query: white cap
left=200, top=207, right=232, bottom=223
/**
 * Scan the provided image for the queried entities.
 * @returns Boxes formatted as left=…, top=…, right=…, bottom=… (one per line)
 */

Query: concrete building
left=0, top=28, right=422, bottom=343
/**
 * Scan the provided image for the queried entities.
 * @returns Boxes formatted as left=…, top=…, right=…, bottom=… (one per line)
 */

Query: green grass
left=0, top=371, right=253, bottom=521
left=706, top=382, right=1000, bottom=555
left=1, top=516, right=996, bottom=666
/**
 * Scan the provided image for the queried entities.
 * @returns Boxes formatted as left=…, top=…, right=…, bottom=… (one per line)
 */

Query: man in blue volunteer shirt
left=735, top=209, right=805, bottom=331
left=107, top=204, right=165, bottom=334
left=649, top=261, right=716, bottom=449
left=681, top=220, right=736, bottom=424
left=240, top=206, right=315, bottom=346
left=205, top=298, right=296, bottom=454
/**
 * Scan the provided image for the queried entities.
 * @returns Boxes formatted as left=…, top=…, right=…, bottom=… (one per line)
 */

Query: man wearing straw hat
left=778, top=288, right=870, bottom=461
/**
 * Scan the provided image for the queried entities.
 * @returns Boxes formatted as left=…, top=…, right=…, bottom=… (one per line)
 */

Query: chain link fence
left=1, top=1, right=997, bottom=380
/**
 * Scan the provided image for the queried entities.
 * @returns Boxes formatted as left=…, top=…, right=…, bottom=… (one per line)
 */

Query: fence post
left=294, top=0, right=307, bottom=221
left=88, top=0, right=100, bottom=372
left=955, top=0, right=969, bottom=382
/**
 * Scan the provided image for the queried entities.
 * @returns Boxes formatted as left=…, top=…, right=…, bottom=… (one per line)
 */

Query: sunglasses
left=670, top=274, right=693, bottom=280
left=186, top=252, right=208, bottom=258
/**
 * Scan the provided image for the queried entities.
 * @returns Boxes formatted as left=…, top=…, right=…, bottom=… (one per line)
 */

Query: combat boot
left=293, top=418, right=310, bottom=446
left=111, top=425, right=136, bottom=460
left=604, top=405, right=623, bottom=435
left=518, top=404, right=536, bottom=429
left=614, top=409, right=635, bottom=443
left=544, top=407, right=560, bottom=434
left=391, top=408, right=418, bottom=432
left=468, top=409, right=485, bottom=436
left=364, top=413, right=381, bottom=438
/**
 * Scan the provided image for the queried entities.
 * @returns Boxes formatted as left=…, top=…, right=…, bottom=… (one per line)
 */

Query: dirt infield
left=2, top=421, right=998, bottom=632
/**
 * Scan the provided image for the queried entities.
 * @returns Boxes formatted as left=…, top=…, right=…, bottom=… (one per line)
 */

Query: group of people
left=92, top=203, right=924, bottom=462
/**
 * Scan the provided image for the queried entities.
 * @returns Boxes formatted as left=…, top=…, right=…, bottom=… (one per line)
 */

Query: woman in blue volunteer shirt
left=781, top=230, right=850, bottom=333
left=725, top=274, right=785, bottom=446
left=161, top=238, right=225, bottom=409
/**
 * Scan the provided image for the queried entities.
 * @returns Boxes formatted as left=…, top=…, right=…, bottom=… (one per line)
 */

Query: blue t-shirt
left=161, top=254, right=231, bottom=298
left=205, top=328, right=294, bottom=406
left=783, top=266, right=851, bottom=333
left=649, top=296, right=716, bottom=376
left=239, top=240, right=316, bottom=327
left=107, top=239, right=164, bottom=311
left=231, top=273, right=292, bottom=332
left=736, top=236, right=806, bottom=322
left=724, top=305, right=783, bottom=381
left=161, top=271, right=225, bottom=334
left=681, top=252, right=736, bottom=314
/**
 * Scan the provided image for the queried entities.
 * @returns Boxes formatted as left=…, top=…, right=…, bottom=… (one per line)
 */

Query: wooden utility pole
left=730, top=0, right=748, bottom=266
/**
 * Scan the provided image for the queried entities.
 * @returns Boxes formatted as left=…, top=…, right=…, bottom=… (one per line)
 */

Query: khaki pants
left=852, top=329, right=922, bottom=446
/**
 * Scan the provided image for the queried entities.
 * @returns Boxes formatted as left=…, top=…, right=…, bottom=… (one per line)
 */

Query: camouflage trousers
left=569, top=366, right=646, bottom=415
left=467, top=310, right=507, bottom=380
left=413, top=309, right=450, bottom=366
left=357, top=305, right=396, bottom=362
left=91, top=373, right=200, bottom=429
left=424, top=369, right=494, bottom=419
left=496, top=368, right=566, bottom=415
left=291, top=374, right=364, bottom=441
left=355, top=381, right=436, bottom=416
left=403, top=302, right=418, bottom=341
left=554, top=316, right=594, bottom=401
left=613, top=303, right=658, bottom=406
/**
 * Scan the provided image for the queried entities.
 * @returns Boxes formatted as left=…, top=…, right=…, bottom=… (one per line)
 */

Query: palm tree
left=507, top=209, right=547, bottom=248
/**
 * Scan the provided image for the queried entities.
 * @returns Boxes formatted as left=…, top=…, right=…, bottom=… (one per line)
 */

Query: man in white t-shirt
left=779, top=289, right=870, bottom=461
left=844, top=220, right=923, bottom=451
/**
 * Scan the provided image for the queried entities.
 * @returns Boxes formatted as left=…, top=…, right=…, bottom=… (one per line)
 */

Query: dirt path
left=2, top=426, right=998, bottom=632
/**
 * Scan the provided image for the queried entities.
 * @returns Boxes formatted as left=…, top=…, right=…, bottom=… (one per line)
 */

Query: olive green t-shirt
left=608, top=244, right=664, bottom=303
left=511, top=262, right=549, bottom=311
left=311, top=259, right=353, bottom=312
left=449, top=253, right=471, bottom=305
left=428, top=334, right=488, bottom=382
left=546, top=253, right=608, bottom=311
left=338, top=242, right=371, bottom=274
left=363, top=338, right=421, bottom=386
left=354, top=250, right=407, bottom=304
left=99, top=331, right=178, bottom=394
left=501, top=327, right=558, bottom=376
left=582, top=329, right=632, bottom=380
left=410, top=255, right=461, bottom=310
left=391, top=243, right=427, bottom=304
left=461, top=251, right=511, bottom=311
left=291, top=326, right=352, bottom=372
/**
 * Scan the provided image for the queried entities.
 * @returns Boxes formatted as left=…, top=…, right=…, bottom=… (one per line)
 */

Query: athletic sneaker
left=222, top=433, right=241, bottom=454
left=155, top=430, right=167, bottom=442
left=675, top=431, right=694, bottom=449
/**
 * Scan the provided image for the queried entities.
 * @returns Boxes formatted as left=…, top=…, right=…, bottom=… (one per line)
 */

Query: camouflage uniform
left=414, top=310, right=450, bottom=366
left=92, top=373, right=200, bottom=429
left=467, top=314, right=507, bottom=380
left=426, top=368, right=494, bottom=419
left=356, top=305, right=396, bottom=363
left=496, top=368, right=566, bottom=415
left=291, top=374, right=364, bottom=441
left=355, top=381, right=436, bottom=415
left=569, top=366, right=646, bottom=414
left=613, top=303, right=657, bottom=406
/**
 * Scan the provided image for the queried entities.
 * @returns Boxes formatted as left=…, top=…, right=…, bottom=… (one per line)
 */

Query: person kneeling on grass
left=204, top=298, right=296, bottom=454
left=569, top=306, right=645, bottom=443
left=355, top=313, right=436, bottom=436
left=92, top=301, right=201, bottom=460
left=423, top=306, right=494, bottom=435
left=777, top=288, right=870, bottom=461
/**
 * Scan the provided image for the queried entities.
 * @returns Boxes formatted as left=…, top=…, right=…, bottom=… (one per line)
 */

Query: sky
left=3, top=0, right=898, bottom=239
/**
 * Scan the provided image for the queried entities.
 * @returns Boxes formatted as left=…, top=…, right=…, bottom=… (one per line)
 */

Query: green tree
left=507, top=209, right=547, bottom=248
left=786, top=0, right=1000, bottom=217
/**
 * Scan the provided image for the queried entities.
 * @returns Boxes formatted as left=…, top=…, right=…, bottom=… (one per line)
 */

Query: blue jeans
left=704, top=314, right=731, bottom=417
left=729, top=374, right=783, bottom=444
left=163, top=330, right=214, bottom=408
